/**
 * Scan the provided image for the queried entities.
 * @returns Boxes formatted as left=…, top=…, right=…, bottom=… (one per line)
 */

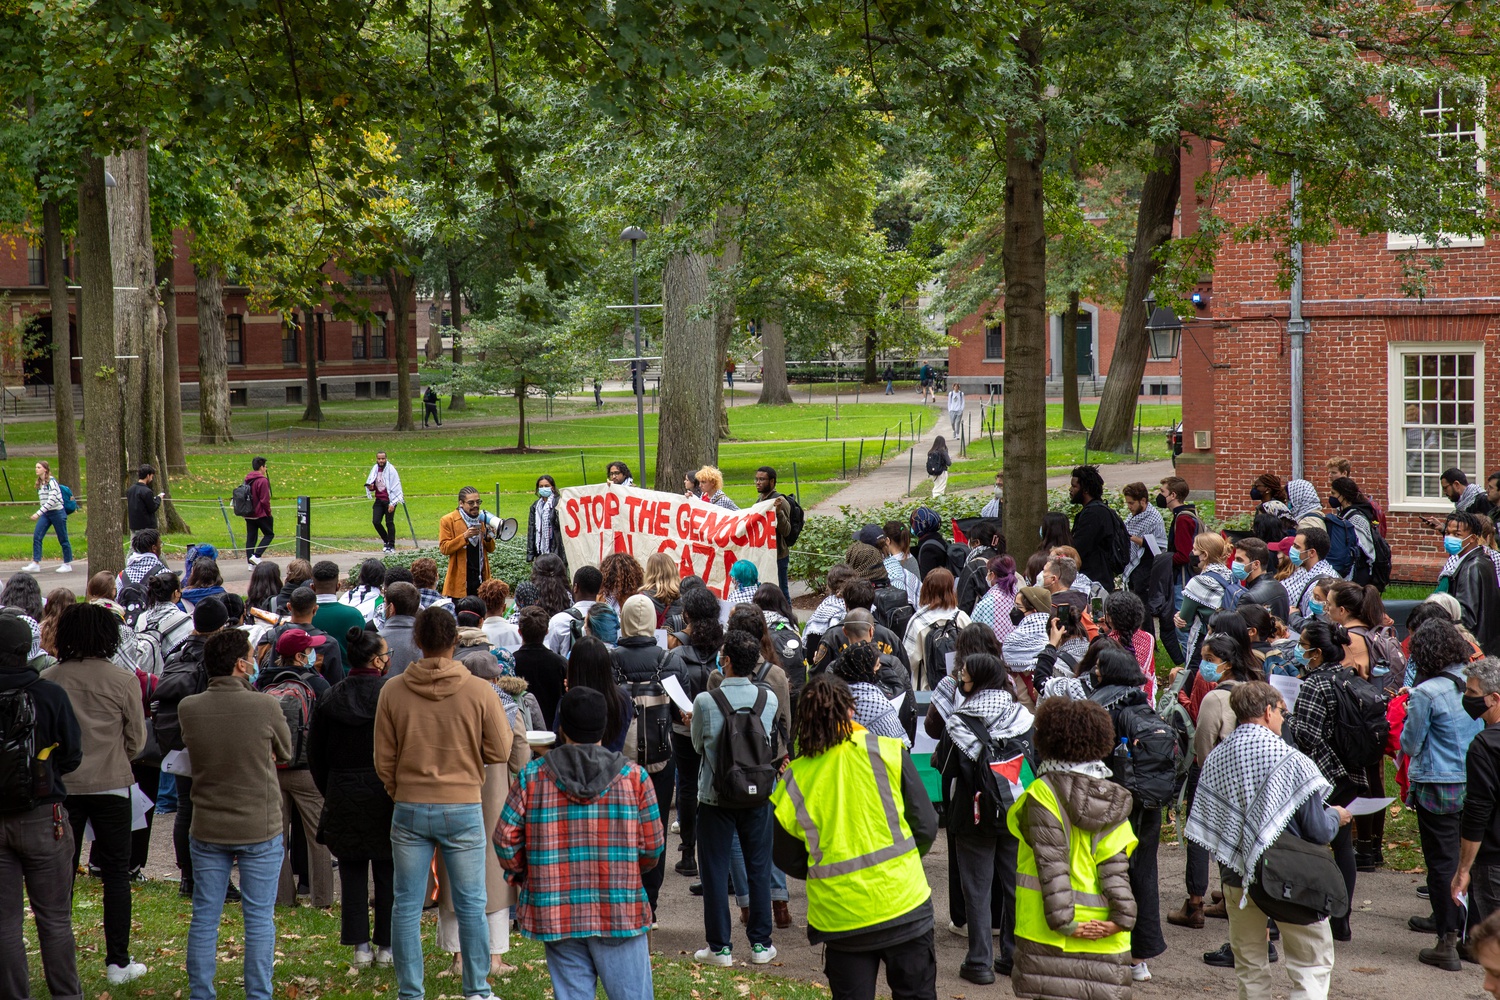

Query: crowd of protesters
left=9, top=452, right=1500, bottom=1000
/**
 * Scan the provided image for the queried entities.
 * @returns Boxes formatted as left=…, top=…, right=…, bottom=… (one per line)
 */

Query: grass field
left=2, top=397, right=1184, bottom=561
left=37, top=878, right=823, bottom=1000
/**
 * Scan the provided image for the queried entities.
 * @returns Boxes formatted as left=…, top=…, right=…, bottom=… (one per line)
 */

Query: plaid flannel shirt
left=1287, top=665, right=1366, bottom=790
left=496, top=752, right=664, bottom=941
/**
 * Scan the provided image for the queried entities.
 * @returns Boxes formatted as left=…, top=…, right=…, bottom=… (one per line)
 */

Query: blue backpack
left=1312, top=513, right=1359, bottom=577
left=58, top=484, right=78, bottom=516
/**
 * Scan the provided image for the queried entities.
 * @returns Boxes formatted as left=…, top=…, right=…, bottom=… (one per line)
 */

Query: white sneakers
left=352, top=944, right=374, bottom=968
left=1132, top=961, right=1151, bottom=982
left=106, top=960, right=148, bottom=984
left=374, top=946, right=393, bottom=967
left=56, top=564, right=72, bottom=573
left=749, top=943, right=777, bottom=965
left=248, top=555, right=262, bottom=566
left=694, top=946, right=733, bottom=967
left=19, top=562, right=40, bottom=573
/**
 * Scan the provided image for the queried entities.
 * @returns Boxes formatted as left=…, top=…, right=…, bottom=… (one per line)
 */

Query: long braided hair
left=793, top=674, right=855, bottom=758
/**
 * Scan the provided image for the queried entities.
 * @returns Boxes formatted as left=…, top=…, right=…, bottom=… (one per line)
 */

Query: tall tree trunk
left=195, top=261, right=235, bottom=443
left=1088, top=140, right=1182, bottom=452
left=756, top=318, right=793, bottom=405
left=106, top=135, right=154, bottom=479
left=863, top=328, right=878, bottom=383
left=1061, top=290, right=1086, bottom=431
left=41, top=197, right=79, bottom=489
left=447, top=262, right=466, bottom=411
left=515, top=384, right=527, bottom=449
left=385, top=268, right=416, bottom=431
left=148, top=281, right=189, bottom=533
left=1001, top=26, right=1049, bottom=551
left=301, top=304, right=322, bottom=421
left=78, top=152, right=124, bottom=575
left=159, top=256, right=188, bottom=475
left=655, top=214, right=718, bottom=491
left=713, top=207, right=741, bottom=441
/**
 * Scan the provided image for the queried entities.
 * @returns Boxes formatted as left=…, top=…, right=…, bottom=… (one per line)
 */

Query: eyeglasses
left=461, top=500, right=481, bottom=508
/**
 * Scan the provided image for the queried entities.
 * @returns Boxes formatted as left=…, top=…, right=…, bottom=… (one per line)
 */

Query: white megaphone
left=482, top=511, right=519, bottom=542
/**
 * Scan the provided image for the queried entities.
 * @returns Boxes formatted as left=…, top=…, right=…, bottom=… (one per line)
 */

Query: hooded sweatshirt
left=0, top=663, right=82, bottom=805
left=374, top=655, right=511, bottom=803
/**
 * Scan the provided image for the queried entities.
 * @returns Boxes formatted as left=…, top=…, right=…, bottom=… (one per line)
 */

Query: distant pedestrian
left=365, top=452, right=404, bottom=553
left=926, top=438, right=952, bottom=498
left=883, top=363, right=896, bottom=395
left=497, top=686, right=663, bottom=1000
left=422, top=385, right=442, bottom=427
left=594, top=379, right=603, bottom=408
left=725, top=359, right=736, bottom=389
left=981, top=472, right=1004, bottom=521
left=440, top=488, right=495, bottom=598
left=527, top=475, right=563, bottom=564
left=127, top=464, right=164, bottom=532
left=243, top=456, right=274, bottom=566
left=947, top=386, right=966, bottom=438
left=23, top=460, right=72, bottom=574
left=918, top=362, right=935, bottom=402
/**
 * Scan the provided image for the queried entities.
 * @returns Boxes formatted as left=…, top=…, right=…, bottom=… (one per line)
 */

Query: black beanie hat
left=0, top=614, right=31, bottom=667
left=558, top=686, right=607, bottom=745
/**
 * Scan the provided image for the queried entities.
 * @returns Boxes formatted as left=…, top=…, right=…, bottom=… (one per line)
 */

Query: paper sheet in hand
left=1345, top=796, right=1395, bottom=816
left=161, top=749, right=192, bottom=777
left=945, top=651, right=956, bottom=675
left=889, top=692, right=907, bottom=714
left=1268, top=674, right=1303, bottom=711
left=719, top=600, right=734, bottom=626
left=654, top=629, right=669, bottom=650
left=662, top=674, right=695, bottom=714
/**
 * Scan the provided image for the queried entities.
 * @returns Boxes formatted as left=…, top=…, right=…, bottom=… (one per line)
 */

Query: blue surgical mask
left=1307, top=599, right=1324, bottom=616
left=1288, top=547, right=1303, bottom=567
left=539, top=486, right=553, bottom=498
left=1292, top=645, right=1309, bottom=667
left=306, top=648, right=317, bottom=670
left=1231, top=561, right=1249, bottom=581
left=1199, top=659, right=1222, bottom=683
left=1444, top=534, right=1464, bottom=555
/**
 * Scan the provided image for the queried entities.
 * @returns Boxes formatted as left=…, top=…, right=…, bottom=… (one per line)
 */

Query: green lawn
left=39, top=878, right=824, bottom=1000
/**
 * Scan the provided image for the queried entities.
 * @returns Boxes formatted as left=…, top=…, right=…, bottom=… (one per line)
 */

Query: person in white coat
left=365, top=452, right=405, bottom=553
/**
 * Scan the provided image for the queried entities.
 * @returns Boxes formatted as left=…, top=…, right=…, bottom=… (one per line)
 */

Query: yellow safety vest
left=770, top=730, right=931, bottom=933
left=1008, top=773, right=1137, bottom=955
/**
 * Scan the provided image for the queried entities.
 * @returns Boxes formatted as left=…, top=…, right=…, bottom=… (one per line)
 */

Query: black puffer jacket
left=151, top=631, right=211, bottom=753
left=1452, top=546, right=1500, bottom=657
left=308, top=673, right=391, bottom=860
left=612, top=635, right=673, bottom=684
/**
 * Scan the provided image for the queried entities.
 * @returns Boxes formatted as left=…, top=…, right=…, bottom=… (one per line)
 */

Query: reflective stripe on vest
left=1014, top=872, right=1110, bottom=911
left=781, top=732, right=916, bottom=879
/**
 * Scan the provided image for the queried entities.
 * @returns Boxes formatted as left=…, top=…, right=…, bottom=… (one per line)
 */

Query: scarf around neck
left=1457, top=482, right=1486, bottom=512
left=1037, top=758, right=1113, bottom=781
left=1124, top=505, right=1167, bottom=579
left=946, top=688, right=1033, bottom=761
left=1185, top=722, right=1331, bottom=879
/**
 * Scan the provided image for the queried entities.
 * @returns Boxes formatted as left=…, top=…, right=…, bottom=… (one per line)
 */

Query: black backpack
left=934, top=714, right=1034, bottom=837
left=231, top=482, right=256, bottom=518
left=709, top=687, right=778, bottom=809
left=767, top=621, right=805, bottom=693
left=0, top=688, right=45, bottom=813
left=1250, top=830, right=1351, bottom=925
left=117, top=581, right=149, bottom=627
left=622, top=661, right=674, bottom=771
left=1097, top=693, right=1181, bottom=809
left=151, top=645, right=209, bottom=754
left=1345, top=502, right=1392, bottom=591
left=945, top=542, right=970, bottom=577
left=1103, top=506, right=1131, bottom=579
left=774, top=492, right=806, bottom=546
left=921, top=617, right=962, bottom=690
left=262, top=668, right=317, bottom=770
left=926, top=452, right=945, bottom=476
left=871, top=586, right=917, bottom=640
left=957, top=550, right=994, bottom=615
left=1327, top=668, right=1390, bottom=772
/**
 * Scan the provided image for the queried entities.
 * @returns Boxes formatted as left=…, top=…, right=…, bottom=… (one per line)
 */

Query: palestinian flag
left=989, top=754, right=1035, bottom=805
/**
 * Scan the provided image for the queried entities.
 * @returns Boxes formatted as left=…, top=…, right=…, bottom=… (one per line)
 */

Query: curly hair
left=794, top=674, right=855, bottom=759
left=1034, top=696, right=1115, bottom=764
left=55, top=602, right=121, bottom=662
left=477, top=578, right=510, bottom=616
left=409, top=557, right=440, bottom=590
left=599, top=552, right=645, bottom=608
left=832, top=640, right=880, bottom=685
left=1410, top=618, right=1474, bottom=682
left=678, top=585, right=725, bottom=656
left=0, top=573, right=43, bottom=619
left=1102, top=590, right=1145, bottom=644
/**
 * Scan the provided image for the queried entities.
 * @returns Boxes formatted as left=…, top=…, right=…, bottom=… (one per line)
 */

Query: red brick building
left=0, top=230, right=418, bottom=408
left=1180, top=128, right=1495, bottom=581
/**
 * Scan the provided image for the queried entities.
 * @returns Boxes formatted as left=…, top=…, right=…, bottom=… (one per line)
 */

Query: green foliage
left=358, top=541, right=531, bottom=592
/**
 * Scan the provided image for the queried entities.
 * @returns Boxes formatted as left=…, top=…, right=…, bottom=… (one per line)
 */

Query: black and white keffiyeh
left=945, top=688, right=1032, bottom=761
left=851, top=682, right=909, bottom=746
left=1287, top=479, right=1320, bottom=521
left=1182, top=563, right=1232, bottom=655
left=533, top=497, right=554, bottom=552
left=1185, top=722, right=1331, bottom=878
left=1456, top=482, right=1487, bottom=513
left=1124, top=505, right=1167, bottom=580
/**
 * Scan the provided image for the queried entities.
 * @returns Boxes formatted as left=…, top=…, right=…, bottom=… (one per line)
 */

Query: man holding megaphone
left=438, top=487, right=519, bottom=598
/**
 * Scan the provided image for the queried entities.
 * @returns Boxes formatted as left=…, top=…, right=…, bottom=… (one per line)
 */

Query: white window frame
left=1388, top=86, right=1488, bottom=250
left=1386, top=341, right=1485, bottom=512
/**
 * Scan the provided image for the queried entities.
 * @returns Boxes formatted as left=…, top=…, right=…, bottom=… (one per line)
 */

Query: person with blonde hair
left=640, top=552, right=681, bottom=622
left=1173, top=533, right=1234, bottom=667
left=695, top=466, right=738, bottom=510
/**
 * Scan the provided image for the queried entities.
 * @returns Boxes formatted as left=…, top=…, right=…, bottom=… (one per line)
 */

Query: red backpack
left=262, top=671, right=317, bottom=769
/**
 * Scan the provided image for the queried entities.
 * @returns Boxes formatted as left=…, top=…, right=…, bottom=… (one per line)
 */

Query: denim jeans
left=0, top=803, right=81, bottom=1000
left=698, top=803, right=774, bottom=952
left=390, top=802, right=491, bottom=1000
left=543, top=934, right=653, bottom=1000
left=157, top=771, right=179, bottom=813
left=729, top=831, right=788, bottom=903
left=33, top=509, right=72, bottom=563
left=188, top=835, right=282, bottom=1000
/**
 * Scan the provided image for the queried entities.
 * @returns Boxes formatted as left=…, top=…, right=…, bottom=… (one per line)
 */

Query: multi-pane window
left=1395, top=348, right=1482, bottom=502
left=371, top=313, right=388, bottom=359
left=352, top=320, right=367, bottom=359
left=984, top=321, right=1003, bottom=360
left=226, top=315, right=244, bottom=365
left=1389, top=86, right=1487, bottom=249
left=27, top=241, right=44, bottom=286
left=282, top=317, right=300, bottom=363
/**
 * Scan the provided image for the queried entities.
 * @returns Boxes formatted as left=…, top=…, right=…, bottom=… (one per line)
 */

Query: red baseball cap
left=275, top=628, right=328, bottom=657
left=1267, top=536, right=1296, bottom=554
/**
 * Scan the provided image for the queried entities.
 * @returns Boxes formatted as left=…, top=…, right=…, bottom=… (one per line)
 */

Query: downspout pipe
left=1288, top=171, right=1306, bottom=481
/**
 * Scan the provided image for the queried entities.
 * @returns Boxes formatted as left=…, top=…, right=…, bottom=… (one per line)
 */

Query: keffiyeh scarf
left=1287, top=479, right=1321, bottom=521
left=1002, top=612, right=1050, bottom=673
left=1124, top=505, right=1168, bottom=581
left=1182, top=563, right=1233, bottom=655
left=851, top=682, right=909, bottom=747
left=1457, top=482, right=1487, bottom=513
left=533, top=497, right=554, bottom=552
left=946, top=688, right=1033, bottom=761
left=972, top=586, right=1018, bottom=643
left=1185, top=722, right=1331, bottom=878
left=1439, top=545, right=1500, bottom=587
left=1037, top=758, right=1113, bottom=780
left=1281, top=558, right=1339, bottom=616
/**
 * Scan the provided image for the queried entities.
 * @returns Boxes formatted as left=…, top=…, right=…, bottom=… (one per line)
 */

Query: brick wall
left=948, top=296, right=1180, bottom=385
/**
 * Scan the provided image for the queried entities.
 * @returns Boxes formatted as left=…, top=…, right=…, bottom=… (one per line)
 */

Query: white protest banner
left=558, top=483, right=779, bottom=597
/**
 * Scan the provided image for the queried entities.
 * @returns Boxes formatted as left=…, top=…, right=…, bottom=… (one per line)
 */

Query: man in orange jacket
left=438, top=487, right=495, bottom=598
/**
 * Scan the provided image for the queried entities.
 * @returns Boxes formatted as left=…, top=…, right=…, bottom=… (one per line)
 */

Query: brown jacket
left=1013, top=770, right=1136, bottom=1000
left=374, top=656, right=511, bottom=803
left=438, top=509, right=494, bottom=597
left=179, top=675, right=293, bottom=845
left=41, top=657, right=146, bottom=795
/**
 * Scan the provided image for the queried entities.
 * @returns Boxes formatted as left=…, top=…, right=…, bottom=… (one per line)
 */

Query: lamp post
left=622, top=226, right=648, bottom=482
left=1142, top=292, right=1183, bottom=362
